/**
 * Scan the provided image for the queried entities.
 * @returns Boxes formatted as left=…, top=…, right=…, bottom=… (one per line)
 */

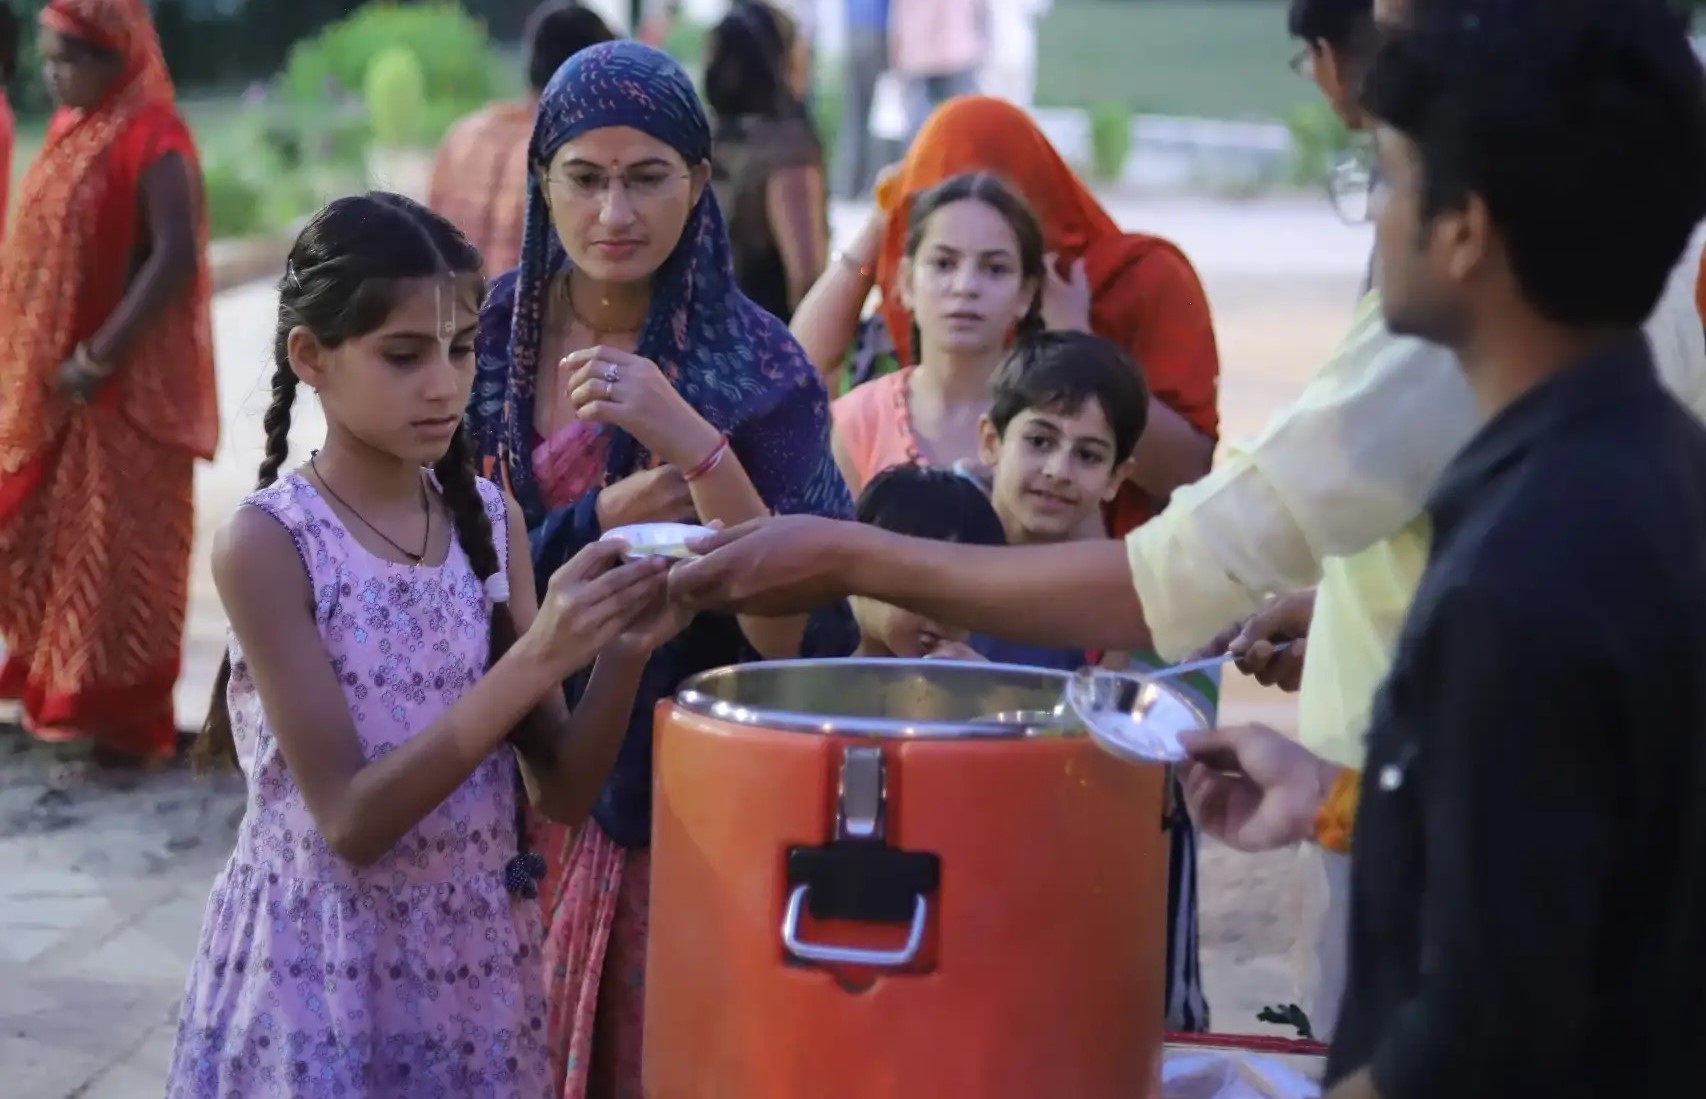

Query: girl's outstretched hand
left=524, top=540, right=670, bottom=677
left=612, top=585, right=694, bottom=658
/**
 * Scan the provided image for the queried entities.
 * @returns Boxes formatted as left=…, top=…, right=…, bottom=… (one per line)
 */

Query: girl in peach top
left=831, top=172, right=1045, bottom=493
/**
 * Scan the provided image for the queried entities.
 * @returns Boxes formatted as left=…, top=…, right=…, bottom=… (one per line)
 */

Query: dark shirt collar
left=1428, top=331, right=1657, bottom=528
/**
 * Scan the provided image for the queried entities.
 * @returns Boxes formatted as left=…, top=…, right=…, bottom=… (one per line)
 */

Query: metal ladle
left=971, top=643, right=1294, bottom=761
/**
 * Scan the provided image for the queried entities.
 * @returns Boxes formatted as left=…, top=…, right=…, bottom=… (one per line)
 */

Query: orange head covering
left=874, top=96, right=1191, bottom=361
left=0, top=0, right=213, bottom=476
left=38, top=0, right=175, bottom=109
left=874, top=95, right=1220, bottom=535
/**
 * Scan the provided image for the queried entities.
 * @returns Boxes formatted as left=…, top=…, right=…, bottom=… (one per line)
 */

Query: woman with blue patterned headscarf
left=469, top=40, right=851, bottom=1098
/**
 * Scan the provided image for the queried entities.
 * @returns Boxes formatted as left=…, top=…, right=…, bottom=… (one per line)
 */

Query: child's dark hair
left=902, top=172, right=1047, bottom=360
left=855, top=464, right=1008, bottom=547
left=195, top=192, right=553, bottom=771
left=989, top=331, right=1149, bottom=463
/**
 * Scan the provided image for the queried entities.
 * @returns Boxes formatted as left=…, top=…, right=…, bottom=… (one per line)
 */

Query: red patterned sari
left=0, top=0, right=217, bottom=760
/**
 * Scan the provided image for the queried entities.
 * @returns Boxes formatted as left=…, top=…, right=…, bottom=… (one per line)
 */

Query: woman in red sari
left=0, top=0, right=217, bottom=765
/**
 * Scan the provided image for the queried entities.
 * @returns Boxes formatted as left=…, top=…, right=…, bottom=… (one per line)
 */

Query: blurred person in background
left=706, top=1, right=829, bottom=321
left=980, top=0, right=1050, bottom=108
left=428, top=0, right=615, bottom=276
left=0, top=1, right=16, bottom=243
left=636, top=0, right=679, bottom=47
left=769, top=0, right=817, bottom=107
left=835, top=0, right=886, bottom=197
left=0, top=0, right=216, bottom=767
left=888, top=0, right=982, bottom=139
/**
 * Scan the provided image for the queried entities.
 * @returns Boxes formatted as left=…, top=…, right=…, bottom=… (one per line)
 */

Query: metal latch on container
left=836, top=745, right=885, bottom=841
left=783, top=744, right=936, bottom=970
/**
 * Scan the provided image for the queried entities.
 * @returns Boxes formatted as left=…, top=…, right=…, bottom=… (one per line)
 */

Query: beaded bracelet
left=683, top=434, right=730, bottom=482
left=1312, top=767, right=1360, bottom=855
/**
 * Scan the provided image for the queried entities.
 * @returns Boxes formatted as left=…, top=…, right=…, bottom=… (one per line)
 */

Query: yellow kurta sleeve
left=1124, top=292, right=1475, bottom=661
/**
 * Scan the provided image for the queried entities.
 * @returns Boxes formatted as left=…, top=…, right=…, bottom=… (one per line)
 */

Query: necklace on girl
left=309, top=451, right=431, bottom=566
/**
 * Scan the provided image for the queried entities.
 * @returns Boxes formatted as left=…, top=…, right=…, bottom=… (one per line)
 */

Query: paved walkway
left=0, top=196, right=1366, bottom=1097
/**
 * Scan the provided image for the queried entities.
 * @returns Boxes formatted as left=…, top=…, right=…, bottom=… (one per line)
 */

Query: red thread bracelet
left=683, top=434, right=729, bottom=482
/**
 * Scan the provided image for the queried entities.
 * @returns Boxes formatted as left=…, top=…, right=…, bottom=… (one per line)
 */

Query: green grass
left=1035, top=0, right=1307, bottom=120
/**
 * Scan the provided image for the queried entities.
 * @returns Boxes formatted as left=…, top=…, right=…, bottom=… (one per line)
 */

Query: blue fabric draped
left=470, top=39, right=849, bottom=528
left=466, top=40, right=851, bottom=848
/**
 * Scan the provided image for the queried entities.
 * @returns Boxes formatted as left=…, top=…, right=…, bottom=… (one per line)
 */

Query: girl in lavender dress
left=164, top=193, right=688, bottom=1099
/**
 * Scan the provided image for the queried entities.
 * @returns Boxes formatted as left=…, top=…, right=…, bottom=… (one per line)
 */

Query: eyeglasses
left=542, top=167, right=691, bottom=204
left=1289, top=47, right=1315, bottom=80
left=1326, top=144, right=1376, bottom=225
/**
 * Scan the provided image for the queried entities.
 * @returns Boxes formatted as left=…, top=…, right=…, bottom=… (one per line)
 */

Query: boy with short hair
left=969, top=330, right=1211, bottom=1033
left=977, top=329, right=1149, bottom=552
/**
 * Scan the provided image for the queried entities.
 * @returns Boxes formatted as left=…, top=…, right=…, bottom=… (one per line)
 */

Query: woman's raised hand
left=1040, top=252, right=1093, bottom=334
left=595, top=465, right=698, bottom=531
left=522, top=540, right=670, bottom=678
left=563, top=346, right=721, bottom=469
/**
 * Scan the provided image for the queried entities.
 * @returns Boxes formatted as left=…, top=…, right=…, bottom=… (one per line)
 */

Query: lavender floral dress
left=165, top=472, right=552, bottom=1099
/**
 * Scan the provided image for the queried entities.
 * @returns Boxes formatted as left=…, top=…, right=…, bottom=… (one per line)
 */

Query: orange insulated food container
left=643, top=659, right=1202, bottom=1099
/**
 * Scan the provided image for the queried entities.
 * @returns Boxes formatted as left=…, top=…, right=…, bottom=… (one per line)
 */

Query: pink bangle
left=683, top=434, right=729, bottom=482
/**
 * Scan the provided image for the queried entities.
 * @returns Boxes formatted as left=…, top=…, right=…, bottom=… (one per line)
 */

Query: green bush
left=812, top=71, right=843, bottom=174
left=1284, top=100, right=1352, bottom=186
left=663, top=20, right=708, bottom=70
left=201, top=158, right=267, bottom=239
left=1089, top=102, right=1133, bottom=182
left=200, top=108, right=367, bottom=239
left=365, top=47, right=429, bottom=149
left=280, top=2, right=501, bottom=144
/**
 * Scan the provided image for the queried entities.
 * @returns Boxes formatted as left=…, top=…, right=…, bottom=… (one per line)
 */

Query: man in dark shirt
left=671, top=3, right=1706, bottom=1092
left=1181, top=2, right=1706, bottom=1097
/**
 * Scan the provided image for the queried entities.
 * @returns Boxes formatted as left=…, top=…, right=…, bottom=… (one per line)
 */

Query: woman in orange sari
left=0, top=0, right=217, bottom=765
left=792, top=94, right=1220, bottom=535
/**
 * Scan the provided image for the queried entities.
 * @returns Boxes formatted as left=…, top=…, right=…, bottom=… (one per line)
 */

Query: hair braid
left=256, top=360, right=298, bottom=488
left=434, top=426, right=560, bottom=900
left=432, top=426, right=558, bottom=767
left=194, top=350, right=301, bottom=770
